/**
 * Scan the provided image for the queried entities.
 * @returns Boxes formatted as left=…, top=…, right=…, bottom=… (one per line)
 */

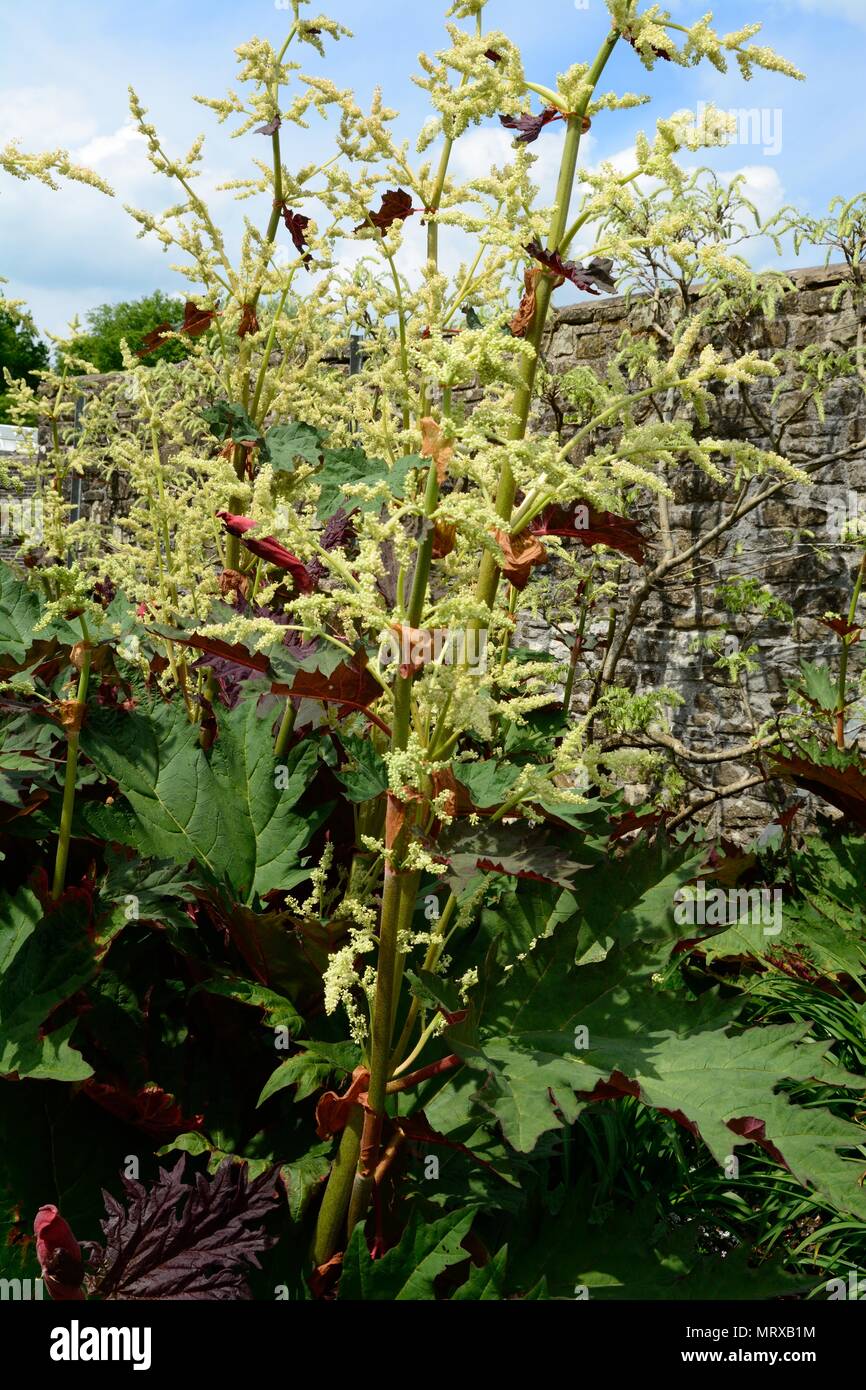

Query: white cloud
left=0, top=85, right=99, bottom=150
left=787, top=0, right=866, bottom=27
left=729, top=164, right=785, bottom=222
left=76, top=124, right=147, bottom=168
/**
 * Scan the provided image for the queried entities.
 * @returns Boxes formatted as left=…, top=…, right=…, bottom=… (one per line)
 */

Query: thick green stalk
left=474, top=29, right=621, bottom=613
left=352, top=450, right=442, bottom=1120
left=311, top=1110, right=363, bottom=1267
left=52, top=632, right=92, bottom=899
left=311, top=448, right=441, bottom=1259
left=426, top=135, right=453, bottom=271
left=423, top=8, right=481, bottom=272
left=274, top=699, right=297, bottom=757
left=345, top=863, right=420, bottom=1234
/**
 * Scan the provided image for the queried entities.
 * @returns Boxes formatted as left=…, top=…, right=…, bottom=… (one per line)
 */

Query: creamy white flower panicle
left=2, top=1, right=826, bottom=1041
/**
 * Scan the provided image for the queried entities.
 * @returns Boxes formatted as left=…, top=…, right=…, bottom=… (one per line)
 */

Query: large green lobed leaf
left=82, top=691, right=328, bottom=902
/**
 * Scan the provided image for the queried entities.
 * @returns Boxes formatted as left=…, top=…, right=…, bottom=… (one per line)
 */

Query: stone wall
left=518, top=265, right=866, bottom=836
left=0, top=425, right=39, bottom=562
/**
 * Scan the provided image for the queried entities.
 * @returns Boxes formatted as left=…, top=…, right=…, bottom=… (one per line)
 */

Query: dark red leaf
left=499, top=108, right=564, bottom=145
left=181, top=301, right=217, bottom=337
left=532, top=501, right=648, bottom=566
left=135, top=322, right=173, bottom=358
left=86, top=1157, right=279, bottom=1300
left=216, top=511, right=315, bottom=592
left=766, top=945, right=822, bottom=985
left=237, top=303, right=260, bottom=338
left=154, top=620, right=387, bottom=729
left=609, top=808, right=666, bottom=842
left=773, top=801, right=802, bottom=831
left=772, top=753, right=866, bottom=830
left=159, top=629, right=271, bottom=674
left=819, top=616, right=862, bottom=641
left=278, top=654, right=385, bottom=728
left=396, top=1111, right=499, bottom=1176
left=280, top=205, right=312, bottom=264
left=726, top=1115, right=786, bottom=1167
left=525, top=242, right=617, bottom=295
left=306, top=508, right=356, bottom=584
left=82, top=1080, right=205, bottom=1141
left=355, top=188, right=414, bottom=234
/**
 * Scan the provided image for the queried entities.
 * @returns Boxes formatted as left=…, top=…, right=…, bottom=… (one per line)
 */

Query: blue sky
left=1, top=0, right=863, bottom=336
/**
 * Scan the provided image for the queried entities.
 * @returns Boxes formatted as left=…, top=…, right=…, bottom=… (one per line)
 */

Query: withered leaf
left=420, top=416, right=453, bottom=485
left=526, top=242, right=617, bottom=296
left=355, top=188, right=414, bottom=234
left=510, top=267, right=542, bottom=337
left=218, top=567, right=251, bottom=602
left=255, top=116, right=281, bottom=136
left=238, top=303, right=260, bottom=339
left=532, top=501, right=648, bottom=566
left=58, top=699, right=86, bottom=735
left=432, top=520, right=457, bottom=559
left=135, top=321, right=173, bottom=358
left=493, top=528, right=548, bottom=591
left=388, top=622, right=447, bottom=678
left=181, top=301, right=217, bottom=337
left=500, top=108, right=564, bottom=145
left=280, top=205, right=312, bottom=263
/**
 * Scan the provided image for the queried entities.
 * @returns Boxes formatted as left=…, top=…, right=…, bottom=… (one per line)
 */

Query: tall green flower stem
left=836, top=549, right=866, bottom=748
left=227, top=40, right=294, bottom=570
left=51, top=621, right=92, bottom=900
left=474, top=28, right=620, bottom=614
left=312, top=25, right=622, bottom=1263
left=312, top=33, right=624, bottom=1262
left=346, top=858, right=420, bottom=1236
left=312, top=408, right=446, bottom=1261
left=346, top=433, right=445, bottom=1219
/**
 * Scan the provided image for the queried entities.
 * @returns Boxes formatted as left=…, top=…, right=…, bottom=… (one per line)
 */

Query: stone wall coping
left=550, top=262, right=853, bottom=328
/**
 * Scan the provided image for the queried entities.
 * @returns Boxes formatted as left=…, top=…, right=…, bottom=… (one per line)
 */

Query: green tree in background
left=0, top=308, right=49, bottom=422
left=64, top=290, right=190, bottom=371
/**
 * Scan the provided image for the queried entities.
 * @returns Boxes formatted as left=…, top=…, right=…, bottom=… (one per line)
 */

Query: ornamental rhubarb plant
left=2, top=0, right=866, bottom=1303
